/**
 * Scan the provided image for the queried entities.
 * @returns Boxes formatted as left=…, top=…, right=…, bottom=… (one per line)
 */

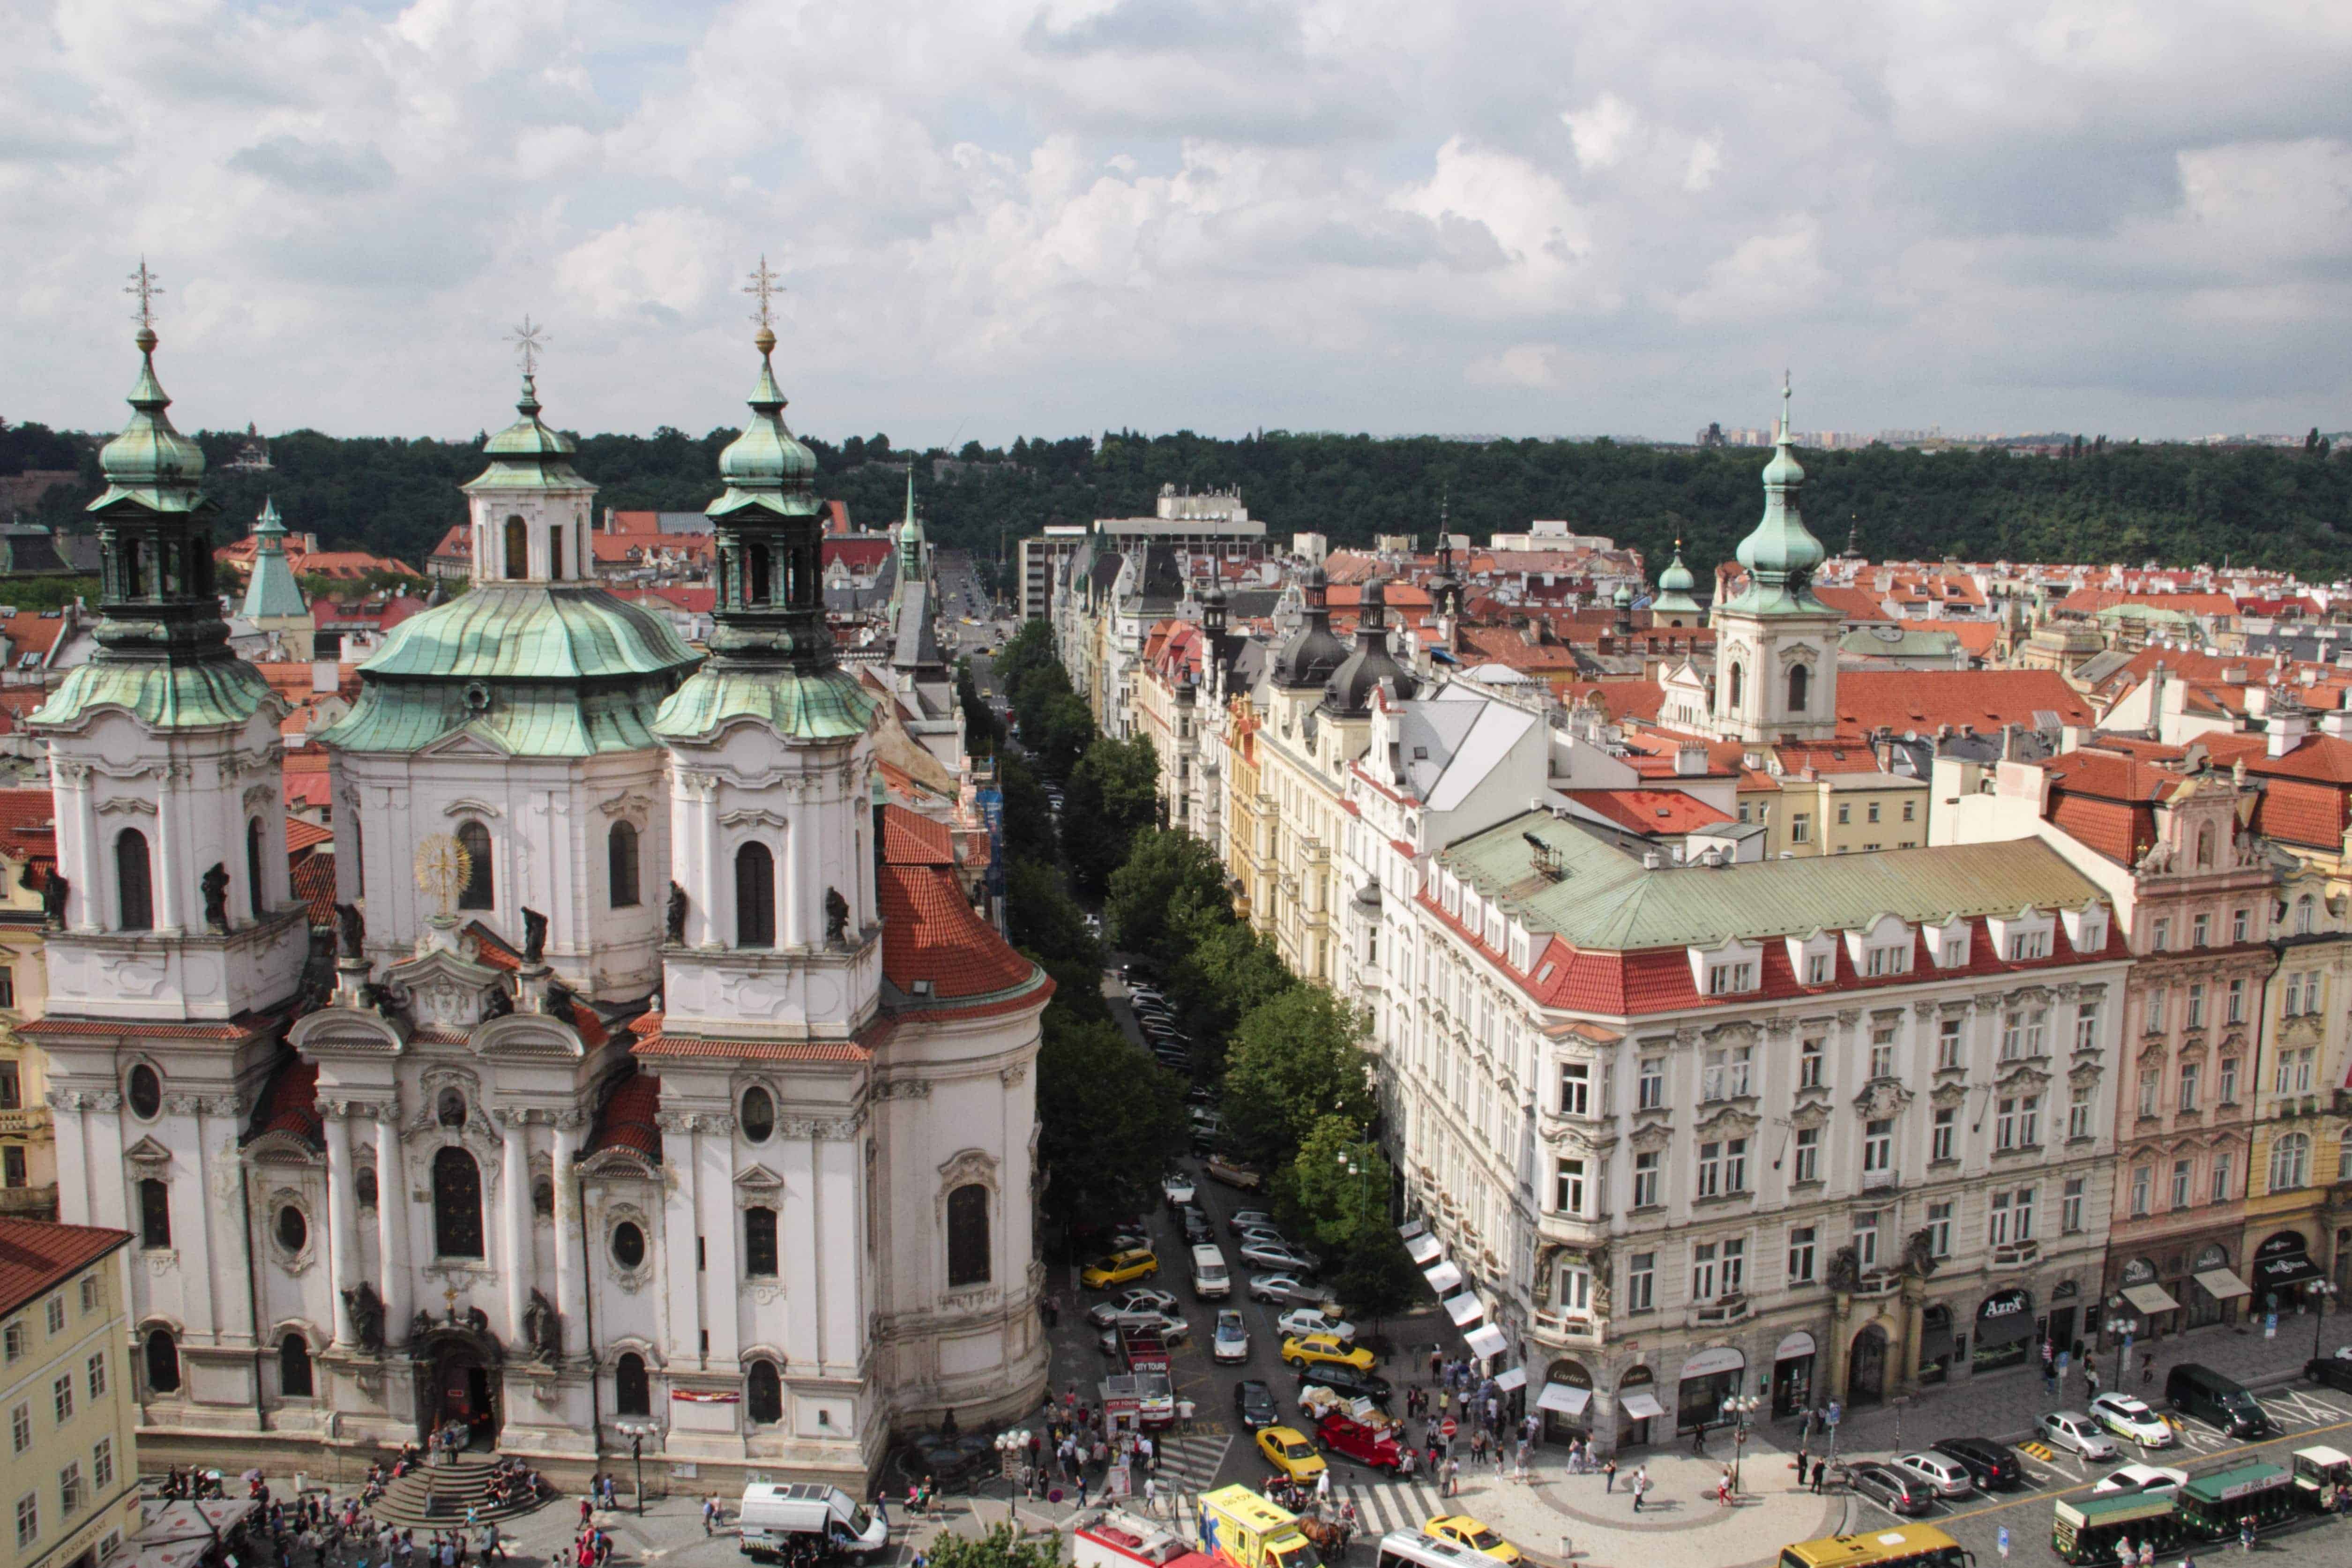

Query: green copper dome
left=1658, top=549, right=1696, bottom=594
left=465, top=375, right=591, bottom=492
left=1721, top=388, right=1830, bottom=620
left=1612, top=583, right=1634, bottom=608
left=91, top=328, right=208, bottom=515
left=709, top=329, right=819, bottom=519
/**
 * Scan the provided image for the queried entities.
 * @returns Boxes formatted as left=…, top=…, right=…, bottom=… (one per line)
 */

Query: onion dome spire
left=703, top=321, right=832, bottom=669
left=240, top=497, right=309, bottom=620
left=1652, top=539, right=1703, bottom=617
left=1271, top=565, right=1348, bottom=690
left=1722, top=372, right=1829, bottom=617
left=1323, top=576, right=1419, bottom=717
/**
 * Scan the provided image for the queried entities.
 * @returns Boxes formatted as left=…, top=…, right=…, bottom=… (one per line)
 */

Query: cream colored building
left=0, top=1222, right=137, bottom=1568
left=1779, top=773, right=1931, bottom=858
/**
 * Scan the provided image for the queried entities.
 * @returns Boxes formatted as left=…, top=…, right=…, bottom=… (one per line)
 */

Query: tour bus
left=1777, top=1525, right=1971, bottom=1568
left=1373, top=1532, right=1491, bottom=1568
left=2052, top=1492, right=2177, bottom=1564
left=2173, top=1463, right=2295, bottom=1541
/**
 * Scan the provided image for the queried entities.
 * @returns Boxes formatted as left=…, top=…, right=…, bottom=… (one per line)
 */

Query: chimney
left=1676, top=742, right=1707, bottom=777
left=1642, top=849, right=1663, bottom=870
left=312, top=659, right=339, bottom=694
left=2269, top=696, right=2311, bottom=758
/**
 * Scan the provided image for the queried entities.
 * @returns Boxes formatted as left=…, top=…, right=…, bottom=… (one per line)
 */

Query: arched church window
left=745, top=1359, right=782, bottom=1425
left=747, top=546, right=770, bottom=606
left=610, top=1221, right=645, bottom=1269
left=437, top=1089, right=467, bottom=1128
left=745, top=1207, right=779, bottom=1278
left=735, top=844, right=776, bottom=948
left=432, top=1147, right=485, bottom=1258
left=279, top=1333, right=313, bottom=1398
left=145, top=1329, right=180, bottom=1395
left=503, top=516, right=529, bottom=580
left=1787, top=663, right=1809, bottom=714
left=246, top=816, right=266, bottom=920
left=532, top=1176, right=553, bottom=1217
left=116, top=828, right=153, bottom=931
left=2297, top=895, right=2315, bottom=935
left=615, top=1352, right=650, bottom=1417
left=126, top=1065, right=161, bottom=1120
left=946, top=1183, right=991, bottom=1287
left=456, top=821, right=493, bottom=911
left=609, top=822, right=641, bottom=909
left=549, top=524, right=565, bottom=582
left=740, top=1087, right=775, bottom=1144
left=275, top=1204, right=307, bottom=1253
left=1728, top=662, right=1745, bottom=710
left=138, top=1179, right=171, bottom=1249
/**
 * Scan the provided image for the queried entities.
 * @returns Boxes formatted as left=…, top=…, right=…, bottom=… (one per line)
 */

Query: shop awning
left=1977, top=1306, right=2039, bottom=1349
left=1399, top=1219, right=1427, bottom=1241
left=1464, top=1323, right=1509, bottom=1359
left=2124, top=1283, right=2182, bottom=1316
left=2193, top=1267, right=2252, bottom=1301
left=1493, top=1366, right=1527, bottom=1392
left=1424, top=1260, right=1464, bottom=1294
left=1537, top=1381, right=1591, bottom=1416
left=1442, top=1292, right=1485, bottom=1327
left=1620, top=1390, right=1667, bottom=1420
left=1407, top=1232, right=1445, bottom=1265
left=2253, top=1250, right=2323, bottom=1292
left=1919, top=1321, right=1955, bottom=1362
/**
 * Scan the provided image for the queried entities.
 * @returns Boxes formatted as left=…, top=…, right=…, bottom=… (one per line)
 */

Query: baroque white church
left=33, top=315, right=1053, bottom=1486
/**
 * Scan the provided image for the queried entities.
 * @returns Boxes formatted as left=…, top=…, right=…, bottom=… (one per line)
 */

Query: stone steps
left=371, top=1460, right=548, bottom=1529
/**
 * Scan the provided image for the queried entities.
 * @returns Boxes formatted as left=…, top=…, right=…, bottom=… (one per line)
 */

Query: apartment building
left=1018, top=525, right=1085, bottom=623
left=0, top=1222, right=137, bottom=1568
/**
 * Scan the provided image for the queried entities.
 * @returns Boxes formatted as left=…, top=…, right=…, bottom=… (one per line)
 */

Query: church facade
left=33, top=314, right=1051, bottom=1486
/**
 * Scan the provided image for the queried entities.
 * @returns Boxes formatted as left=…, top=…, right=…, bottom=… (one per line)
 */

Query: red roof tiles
left=1835, top=669, right=2095, bottom=733
left=0, top=1221, right=130, bottom=1319
left=1571, top=790, right=1735, bottom=836
left=883, top=806, right=955, bottom=867
left=253, top=1057, right=321, bottom=1145
left=589, top=1074, right=662, bottom=1160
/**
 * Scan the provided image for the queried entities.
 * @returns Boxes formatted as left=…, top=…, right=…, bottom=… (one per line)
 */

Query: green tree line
left=13, top=413, right=2351, bottom=584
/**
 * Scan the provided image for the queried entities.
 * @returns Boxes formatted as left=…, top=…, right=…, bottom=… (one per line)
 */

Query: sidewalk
left=1439, top=1446, right=1839, bottom=1568
left=1810, top=1305, right=2342, bottom=1456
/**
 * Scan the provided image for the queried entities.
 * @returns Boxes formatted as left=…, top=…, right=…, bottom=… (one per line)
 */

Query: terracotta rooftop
left=1835, top=669, right=2095, bottom=733
left=1571, top=789, right=1736, bottom=836
left=251, top=1057, right=321, bottom=1145
left=589, top=1074, right=662, bottom=1161
left=0, top=1221, right=130, bottom=1320
left=883, top=805, right=955, bottom=866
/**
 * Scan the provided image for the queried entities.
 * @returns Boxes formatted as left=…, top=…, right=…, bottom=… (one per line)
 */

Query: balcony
left=0, top=1186, right=56, bottom=1221
left=1694, top=1294, right=1752, bottom=1327
left=1531, top=1309, right=1604, bottom=1345
left=1538, top=1210, right=1611, bottom=1248
left=0, top=1108, right=46, bottom=1136
left=1853, top=1270, right=1903, bottom=1299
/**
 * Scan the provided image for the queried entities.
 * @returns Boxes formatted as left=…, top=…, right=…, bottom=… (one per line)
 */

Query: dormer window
left=2008, top=930, right=2049, bottom=961
left=1865, top=944, right=1911, bottom=977
left=1708, top=961, right=1755, bottom=995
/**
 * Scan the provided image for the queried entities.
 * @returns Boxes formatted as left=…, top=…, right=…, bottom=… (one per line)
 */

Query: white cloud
left=4, top=0, right=2351, bottom=442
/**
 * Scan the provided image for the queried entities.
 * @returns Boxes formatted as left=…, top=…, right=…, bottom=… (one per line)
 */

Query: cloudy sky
left=7, top=0, right=2351, bottom=444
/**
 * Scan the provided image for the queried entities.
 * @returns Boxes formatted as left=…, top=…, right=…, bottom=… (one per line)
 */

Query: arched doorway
left=1847, top=1323, right=1889, bottom=1405
left=416, top=1327, right=502, bottom=1448
left=1771, top=1331, right=1817, bottom=1416
left=1538, top=1358, right=1593, bottom=1442
left=1973, top=1288, right=2035, bottom=1373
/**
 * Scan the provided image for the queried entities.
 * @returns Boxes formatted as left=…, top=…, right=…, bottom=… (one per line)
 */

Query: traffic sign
left=1441, top=1418, right=1458, bottom=1439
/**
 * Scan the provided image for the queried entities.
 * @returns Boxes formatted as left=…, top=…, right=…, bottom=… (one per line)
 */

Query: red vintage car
left=1316, top=1412, right=1404, bottom=1471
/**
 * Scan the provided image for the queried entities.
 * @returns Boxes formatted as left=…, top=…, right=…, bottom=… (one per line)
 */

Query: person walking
left=1811, top=1457, right=1826, bottom=1495
left=1631, top=1468, right=1647, bottom=1513
left=702, top=1497, right=719, bottom=1537
left=1604, top=1457, right=1618, bottom=1493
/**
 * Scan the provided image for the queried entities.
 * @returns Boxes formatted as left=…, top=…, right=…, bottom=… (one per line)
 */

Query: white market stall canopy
left=1463, top=1322, right=1508, bottom=1359
left=1442, top=1292, right=1486, bottom=1327
left=1423, top=1260, right=1464, bottom=1294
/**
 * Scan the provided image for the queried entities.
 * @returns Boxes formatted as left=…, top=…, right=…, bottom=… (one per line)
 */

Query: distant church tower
left=1710, top=379, right=1840, bottom=743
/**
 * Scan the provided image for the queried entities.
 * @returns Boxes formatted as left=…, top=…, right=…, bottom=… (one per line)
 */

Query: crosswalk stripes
left=1152, top=1432, right=1234, bottom=1493
left=1333, top=1478, right=1445, bottom=1537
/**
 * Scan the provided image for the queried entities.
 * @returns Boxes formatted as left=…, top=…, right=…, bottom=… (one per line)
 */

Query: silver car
left=1212, top=1309, right=1250, bottom=1363
left=2039, top=1410, right=2121, bottom=1460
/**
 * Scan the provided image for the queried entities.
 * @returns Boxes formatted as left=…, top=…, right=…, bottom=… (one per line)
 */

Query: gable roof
left=0, top=1221, right=130, bottom=1320
left=1835, top=668, right=2094, bottom=734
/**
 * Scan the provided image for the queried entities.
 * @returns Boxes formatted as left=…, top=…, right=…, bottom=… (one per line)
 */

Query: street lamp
left=614, top=1419, right=659, bottom=1515
left=1724, top=1394, right=1762, bottom=1493
left=2103, top=1297, right=2136, bottom=1391
left=2307, top=1280, right=2337, bottom=1361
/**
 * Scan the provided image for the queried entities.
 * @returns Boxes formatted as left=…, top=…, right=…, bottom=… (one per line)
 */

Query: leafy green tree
left=1163, top=914, right=1294, bottom=1076
left=1221, top=988, right=1374, bottom=1172
left=1006, top=859, right=1100, bottom=976
left=1035, top=1010, right=1185, bottom=1229
left=1105, top=828, right=1231, bottom=965
left=1063, top=733, right=1159, bottom=893
left=994, top=753, right=1059, bottom=865
left=1285, top=1116, right=1390, bottom=1257
left=957, top=659, right=1004, bottom=755
left=925, top=1527, right=1064, bottom=1568
left=1333, top=1233, right=1424, bottom=1332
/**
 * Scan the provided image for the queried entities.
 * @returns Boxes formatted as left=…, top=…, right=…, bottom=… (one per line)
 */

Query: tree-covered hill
left=8, top=415, right=2350, bottom=586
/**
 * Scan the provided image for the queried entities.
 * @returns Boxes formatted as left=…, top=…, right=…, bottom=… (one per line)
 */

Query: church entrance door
left=429, top=1345, right=500, bottom=1448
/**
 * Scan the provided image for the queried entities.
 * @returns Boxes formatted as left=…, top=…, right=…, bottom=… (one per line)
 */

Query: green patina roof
left=89, top=329, right=209, bottom=517
left=1442, top=813, right=2102, bottom=951
left=240, top=499, right=310, bottom=620
left=653, top=665, right=878, bottom=744
left=1721, top=389, right=1831, bottom=620
left=1838, top=627, right=1959, bottom=658
left=32, top=657, right=273, bottom=731
left=463, top=375, right=592, bottom=493
left=318, top=585, right=700, bottom=756
left=707, top=329, right=820, bottom=522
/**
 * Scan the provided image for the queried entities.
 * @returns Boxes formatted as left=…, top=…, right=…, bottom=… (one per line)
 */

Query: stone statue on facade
left=201, top=862, right=231, bottom=932
left=1827, top=1244, right=1863, bottom=1293
left=825, top=886, right=850, bottom=945
left=522, top=1288, right=561, bottom=1362
left=521, top=907, right=548, bottom=965
left=1903, top=1227, right=1941, bottom=1279
left=39, top=871, right=67, bottom=930
left=341, top=1281, right=386, bottom=1353
left=334, top=902, right=366, bottom=960
left=666, top=881, right=688, bottom=944
left=411, top=1309, right=436, bottom=1344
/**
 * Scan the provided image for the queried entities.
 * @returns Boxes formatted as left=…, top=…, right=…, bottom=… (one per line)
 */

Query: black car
left=1180, top=1209, right=1216, bottom=1245
left=2306, top=1354, right=2352, bottom=1393
left=1846, top=1461, right=1932, bottom=1516
left=1298, top=1363, right=1391, bottom=1407
left=1930, top=1436, right=2023, bottom=1491
left=1233, top=1379, right=1279, bottom=1430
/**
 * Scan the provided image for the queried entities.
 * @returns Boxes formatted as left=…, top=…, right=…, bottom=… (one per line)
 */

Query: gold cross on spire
left=507, top=315, right=548, bottom=377
left=125, top=259, right=163, bottom=331
left=745, top=255, right=783, bottom=330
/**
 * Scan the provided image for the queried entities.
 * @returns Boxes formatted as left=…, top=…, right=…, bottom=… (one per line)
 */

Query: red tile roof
left=589, top=1074, right=662, bottom=1160
left=286, top=816, right=332, bottom=853
left=881, top=861, right=1035, bottom=999
left=823, top=539, right=893, bottom=574
left=0, top=789, right=57, bottom=870
left=0, top=1221, right=130, bottom=1319
left=1556, top=680, right=1665, bottom=723
left=1570, top=789, right=1735, bottom=836
left=2058, top=588, right=2236, bottom=617
left=884, top=806, right=955, bottom=866
left=291, top=852, right=337, bottom=928
left=1811, top=584, right=1896, bottom=623
left=253, top=1057, right=321, bottom=1145
left=1835, top=669, right=2095, bottom=734
left=2199, top=730, right=2352, bottom=785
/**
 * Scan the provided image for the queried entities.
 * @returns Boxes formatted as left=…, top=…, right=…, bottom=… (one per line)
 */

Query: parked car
left=1250, top=1273, right=1318, bottom=1305
left=1233, top=1379, right=1280, bottom=1430
left=1282, top=1333, right=1374, bottom=1373
left=1080, top=1248, right=1158, bottom=1290
left=1161, top=1172, right=1195, bottom=1209
left=1846, top=1461, right=1934, bottom=1516
left=1229, top=1210, right=1277, bottom=1235
left=1240, top=1240, right=1321, bottom=1273
left=1095, top=1311, right=1187, bottom=1353
left=2094, top=1464, right=2188, bottom=1499
left=1315, top=1412, right=1402, bottom=1472
left=1297, top=1363, right=1391, bottom=1406
left=1894, top=1451, right=1974, bottom=1499
left=1180, top=1209, right=1216, bottom=1245
left=2039, top=1410, right=2121, bottom=1461
left=2090, top=1393, right=2176, bottom=1448
left=1213, top=1310, right=1251, bottom=1364
left=1277, top=1308, right=1354, bottom=1343
left=1088, top=1288, right=1180, bottom=1328
left=2165, top=1363, right=2274, bottom=1438
left=1420, top=1517, right=1520, bottom=1565
left=1930, top=1437, right=2024, bottom=1491
left=1257, top=1426, right=1326, bottom=1483
left=2307, top=1355, right=2352, bottom=1394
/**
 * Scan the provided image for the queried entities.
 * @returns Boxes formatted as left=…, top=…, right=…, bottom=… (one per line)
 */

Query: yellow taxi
left=1256, top=1425, right=1327, bottom=1482
left=1280, top=1332, right=1374, bottom=1373
left=1080, top=1248, right=1159, bottom=1289
left=1422, top=1518, right=1521, bottom=1564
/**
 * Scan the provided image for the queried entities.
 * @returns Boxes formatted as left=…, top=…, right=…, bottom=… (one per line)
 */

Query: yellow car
left=1281, top=1332, right=1374, bottom=1372
left=1080, top=1248, right=1159, bottom=1290
left=1423, top=1519, right=1520, bottom=1565
left=1257, top=1425, right=1327, bottom=1482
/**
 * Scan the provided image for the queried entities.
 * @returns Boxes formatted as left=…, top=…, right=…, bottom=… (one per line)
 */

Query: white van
left=738, top=1483, right=889, bottom=1562
left=1191, top=1243, right=1231, bottom=1299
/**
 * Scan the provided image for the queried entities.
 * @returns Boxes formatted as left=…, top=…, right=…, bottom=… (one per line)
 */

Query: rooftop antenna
left=125, top=258, right=163, bottom=331
left=506, top=315, right=547, bottom=376
left=743, top=254, right=783, bottom=332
